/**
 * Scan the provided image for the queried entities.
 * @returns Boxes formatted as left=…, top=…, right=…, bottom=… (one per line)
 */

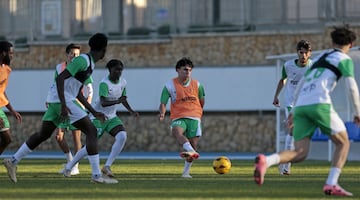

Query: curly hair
left=331, top=25, right=356, bottom=46
left=175, top=57, right=194, bottom=69
left=296, top=40, right=312, bottom=51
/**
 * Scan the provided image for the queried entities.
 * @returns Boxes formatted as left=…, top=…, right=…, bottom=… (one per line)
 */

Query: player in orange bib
left=159, top=57, right=205, bottom=178
left=0, top=41, right=22, bottom=156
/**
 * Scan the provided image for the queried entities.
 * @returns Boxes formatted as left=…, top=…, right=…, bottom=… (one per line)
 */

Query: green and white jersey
left=282, top=58, right=312, bottom=107
left=93, top=76, right=127, bottom=119
left=295, top=49, right=354, bottom=107
left=46, top=54, right=94, bottom=103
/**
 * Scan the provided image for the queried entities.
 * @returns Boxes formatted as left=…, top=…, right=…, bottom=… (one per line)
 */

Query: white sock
left=182, top=161, right=193, bottom=175
left=182, top=142, right=195, bottom=152
left=265, top=153, right=280, bottom=168
left=283, top=134, right=294, bottom=171
left=66, top=146, right=87, bottom=170
left=326, top=167, right=341, bottom=185
left=12, top=143, right=33, bottom=165
left=65, top=152, right=73, bottom=162
left=105, top=131, right=127, bottom=167
left=87, top=154, right=101, bottom=177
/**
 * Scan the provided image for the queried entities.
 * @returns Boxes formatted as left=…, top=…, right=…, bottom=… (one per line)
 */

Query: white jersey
left=46, top=54, right=94, bottom=103
left=282, top=59, right=312, bottom=107
left=295, top=49, right=353, bottom=107
left=93, top=76, right=127, bottom=119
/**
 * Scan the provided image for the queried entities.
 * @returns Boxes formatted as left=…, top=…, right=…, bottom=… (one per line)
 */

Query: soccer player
left=51, top=43, right=93, bottom=175
left=272, top=40, right=312, bottom=175
left=0, top=41, right=22, bottom=155
left=159, top=57, right=205, bottom=178
left=254, top=25, right=360, bottom=196
left=62, top=59, right=139, bottom=178
left=3, top=33, right=118, bottom=184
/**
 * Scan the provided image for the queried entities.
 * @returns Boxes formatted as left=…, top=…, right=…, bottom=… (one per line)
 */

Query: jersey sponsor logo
left=181, top=96, right=197, bottom=102
left=302, top=83, right=316, bottom=93
left=290, top=80, right=299, bottom=85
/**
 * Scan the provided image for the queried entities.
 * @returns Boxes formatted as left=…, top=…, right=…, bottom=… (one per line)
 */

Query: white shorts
left=67, top=101, right=88, bottom=124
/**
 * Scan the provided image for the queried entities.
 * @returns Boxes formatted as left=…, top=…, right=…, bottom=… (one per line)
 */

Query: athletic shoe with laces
left=91, top=175, right=118, bottom=184
left=101, top=166, right=114, bottom=178
left=3, top=158, right=17, bottom=183
left=323, top=184, right=353, bottom=196
left=253, top=154, right=267, bottom=185
left=179, top=151, right=199, bottom=160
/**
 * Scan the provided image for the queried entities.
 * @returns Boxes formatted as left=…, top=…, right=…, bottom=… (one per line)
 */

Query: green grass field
left=0, top=158, right=359, bottom=200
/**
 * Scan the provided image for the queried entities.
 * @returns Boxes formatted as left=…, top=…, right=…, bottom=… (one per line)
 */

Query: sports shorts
left=171, top=118, right=202, bottom=139
left=0, top=108, right=10, bottom=131
left=293, top=103, right=346, bottom=141
left=43, top=101, right=87, bottom=128
left=92, top=117, right=123, bottom=138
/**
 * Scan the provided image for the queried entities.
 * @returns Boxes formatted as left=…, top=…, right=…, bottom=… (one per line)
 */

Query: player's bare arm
left=159, top=103, right=166, bottom=121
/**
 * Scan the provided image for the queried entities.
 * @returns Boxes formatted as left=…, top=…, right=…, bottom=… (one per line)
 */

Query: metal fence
left=0, top=0, right=360, bottom=44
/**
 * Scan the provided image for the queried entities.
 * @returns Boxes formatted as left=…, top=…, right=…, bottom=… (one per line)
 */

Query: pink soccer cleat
left=253, top=154, right=267, bottom=185
left=179, top=151, right=199, bottom=160
left=323, top=184, right=353, bottom=196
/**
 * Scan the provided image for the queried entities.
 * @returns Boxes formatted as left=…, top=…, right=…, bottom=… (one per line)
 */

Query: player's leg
left=281, top=133, right=295, bottom=175
left=254, top=105, right=313, bottom=185
left=0, top=130, right=11, bottom=154
left=171, top=119, right=194, bottom=177
left=323, top=130, right=352, bottom=196
left=3, top=120, right=57, bottom=182
left=322, top=108, right=352, bottom=196
left=173, top=119, right=199, bottom=159
left=180, top=119, right=201, bottom=178
left=182, top=136, right=200, bottom=178
left=254, top=138, right=310, bottom=185
left=72, top=129, right=82, bottom=153
left=64, top=118, right=102, bottom=177
left=102, top=119, right=127, bottom=178
left=63, top=145, right=88, bottom=177
left=70, top=129, right=82, bottom=175
left=280, top=107, right=294, bottom=175
left=55, top=128, right=73, bottom=163
left=73, top=116, right=102, bottom=176
left=71, top=106, right=117, bottom=184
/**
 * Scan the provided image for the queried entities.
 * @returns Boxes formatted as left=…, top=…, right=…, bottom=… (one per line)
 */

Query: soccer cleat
left=281, top=169, right=290, bottom=176
left=253, top=154, right=267, bottom=185
left=101, top=166, right=114, bottom=178
left=3, top=158, right=17, bottom=183
left=70, top=167, right=80, bottom=175
left=278, top=163, right=291, bottom=175
left=179, top=151, right=200, bottom=160
left=323, top=184, right=353, bottom=196
left=63, top=169, right=72, bottom=178
left=59, top=165, right=80, bottom=176
left=181, top=173, right=192, bottom=178
left=91, top=175, right=118, bottom=184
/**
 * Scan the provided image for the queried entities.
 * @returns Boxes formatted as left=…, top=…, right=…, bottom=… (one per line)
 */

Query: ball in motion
left=212, top=156, right=231, bottom=174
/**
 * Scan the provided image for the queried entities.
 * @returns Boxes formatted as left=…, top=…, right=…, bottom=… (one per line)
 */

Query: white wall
left=6, top=66, right=278, bottom=112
